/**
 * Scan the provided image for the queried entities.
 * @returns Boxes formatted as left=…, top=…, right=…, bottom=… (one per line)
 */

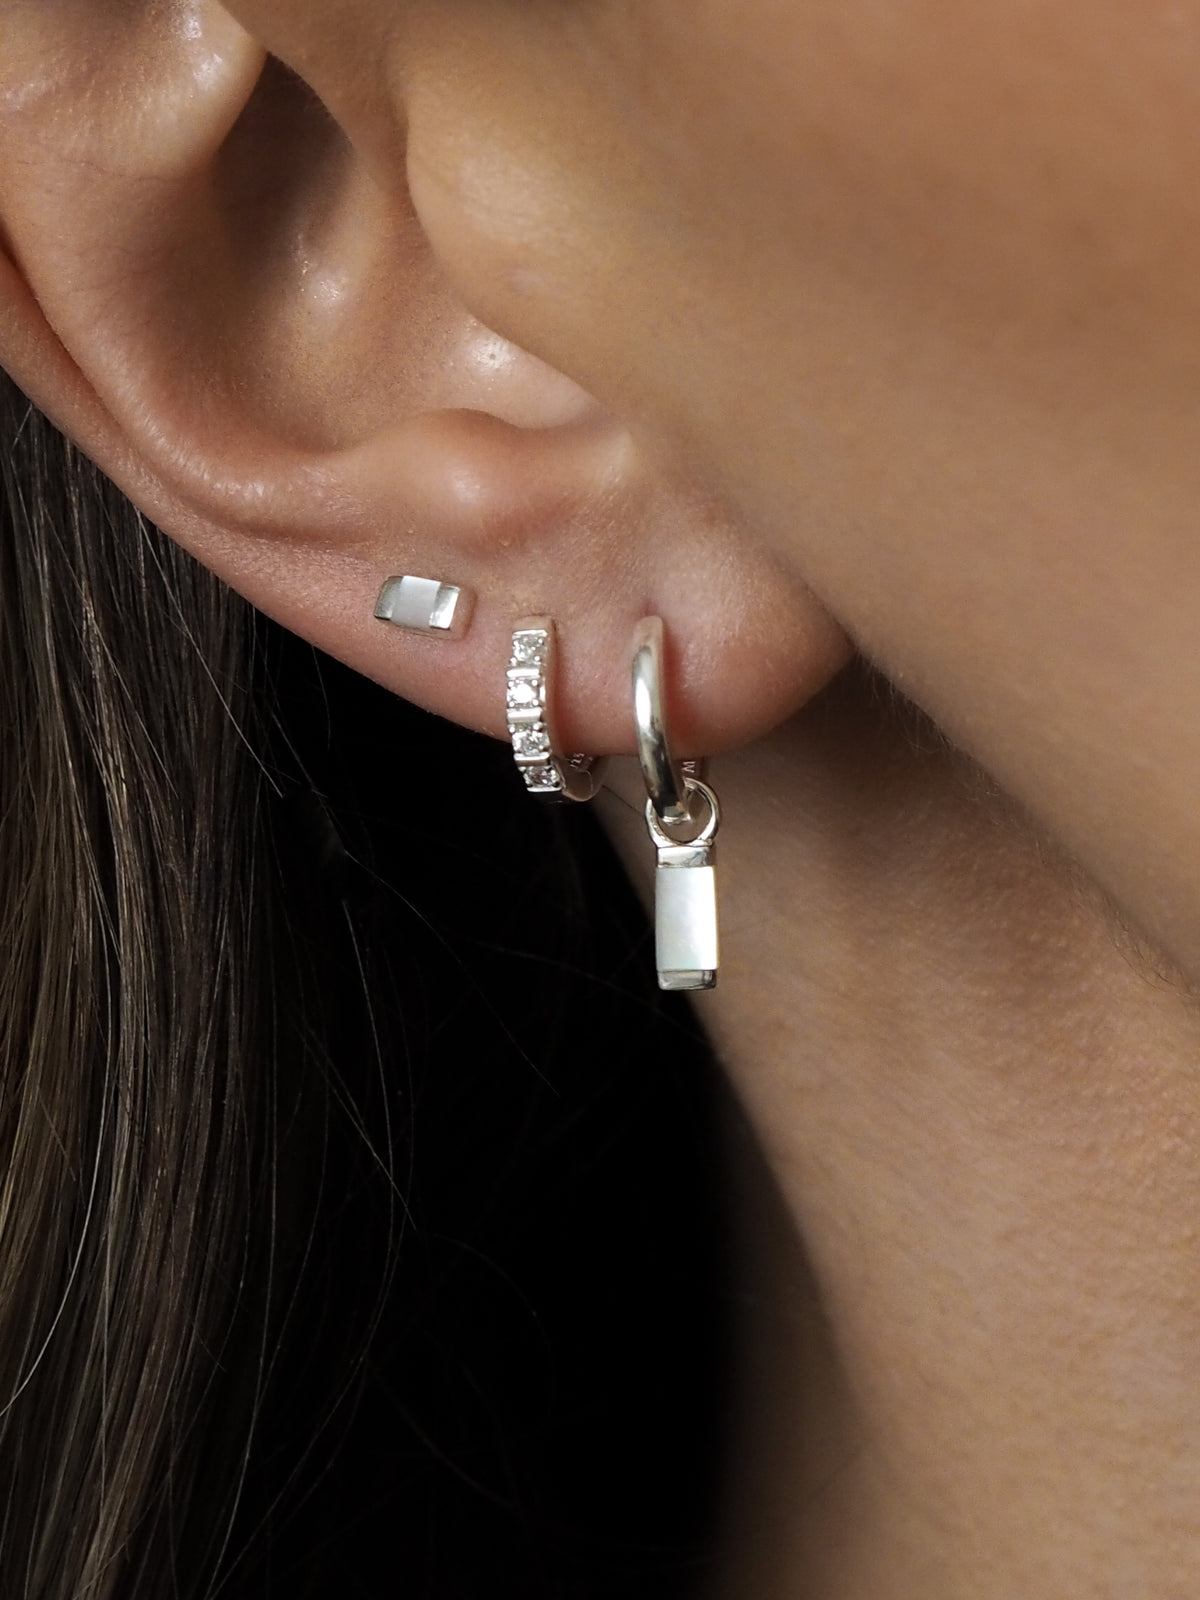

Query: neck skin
left=599, top=664, right=1200, bottom=1600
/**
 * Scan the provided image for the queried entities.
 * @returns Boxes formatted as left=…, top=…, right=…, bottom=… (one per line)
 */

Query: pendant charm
left=645, top=778, right=720, bottom=991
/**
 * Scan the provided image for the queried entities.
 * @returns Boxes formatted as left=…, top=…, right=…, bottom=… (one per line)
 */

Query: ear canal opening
left=213, top=52, right=354, bottom=246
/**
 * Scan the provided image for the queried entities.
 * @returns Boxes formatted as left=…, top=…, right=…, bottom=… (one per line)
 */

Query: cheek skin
left=405, top=0, right=1200, bottom=487
left=403, top=0, right=1200, bottom=978
left=585, top=1, right=1200, bottom=417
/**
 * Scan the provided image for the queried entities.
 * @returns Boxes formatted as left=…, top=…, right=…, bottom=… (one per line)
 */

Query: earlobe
left=0, top=0, right=852, bottom=760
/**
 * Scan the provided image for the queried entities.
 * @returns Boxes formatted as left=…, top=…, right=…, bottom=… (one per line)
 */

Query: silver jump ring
left=644, top=777, right=720, bottom=850
left=632, top=615, right=697, bottom=828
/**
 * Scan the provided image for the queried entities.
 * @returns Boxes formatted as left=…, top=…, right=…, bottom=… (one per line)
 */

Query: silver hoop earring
left=507, top=618, right=607, bottom=802
left=632, top=616, right=721, bottom=991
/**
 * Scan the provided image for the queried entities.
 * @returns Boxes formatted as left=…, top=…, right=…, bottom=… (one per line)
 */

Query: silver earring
left=507, top=618, right=607, bottom=802
left=375, top=574, right=475, bottom=638
left=632, top=616, right=721, bottom=992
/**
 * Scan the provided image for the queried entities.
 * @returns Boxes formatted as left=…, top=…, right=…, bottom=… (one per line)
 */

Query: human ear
left=0, top=0, right=851, bottom=753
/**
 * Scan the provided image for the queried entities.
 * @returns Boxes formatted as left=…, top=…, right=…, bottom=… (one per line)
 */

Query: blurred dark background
left=223, top=629, right=732, bottom=1599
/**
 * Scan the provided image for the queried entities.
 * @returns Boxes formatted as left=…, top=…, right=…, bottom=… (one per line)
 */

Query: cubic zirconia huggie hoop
left=507, top=618, right=607, bottom=802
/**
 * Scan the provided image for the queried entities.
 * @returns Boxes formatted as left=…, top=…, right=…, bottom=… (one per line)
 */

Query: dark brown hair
left=0, top=368, right=278, bottom=1597
left=0, top=368, right=730, bottom=1600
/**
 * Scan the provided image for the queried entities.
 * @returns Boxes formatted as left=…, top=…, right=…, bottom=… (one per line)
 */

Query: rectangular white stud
left=375, top=575, right=473, bottom=637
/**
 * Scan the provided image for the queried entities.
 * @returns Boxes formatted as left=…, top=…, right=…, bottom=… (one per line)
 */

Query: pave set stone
left=511, top=632, right=548, bottom=666
left=512, top=726, right=551, bottom=759
left=507, top=628, right=564, bottom=793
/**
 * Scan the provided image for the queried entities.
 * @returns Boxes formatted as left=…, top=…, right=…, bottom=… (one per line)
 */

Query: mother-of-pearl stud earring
left=374, top=574, right=475, bottom=639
